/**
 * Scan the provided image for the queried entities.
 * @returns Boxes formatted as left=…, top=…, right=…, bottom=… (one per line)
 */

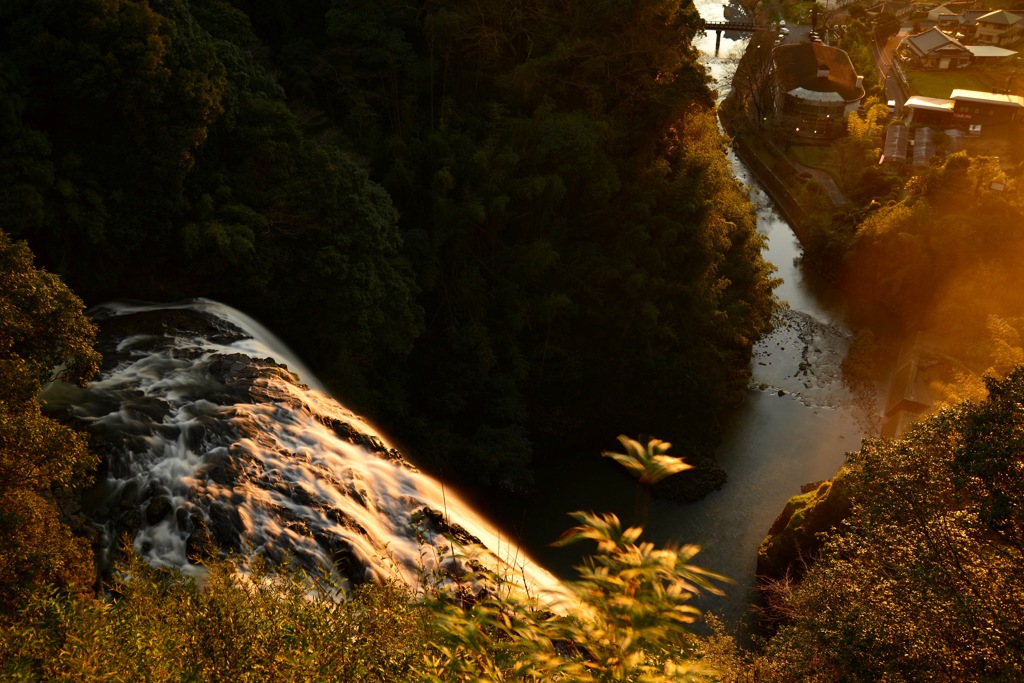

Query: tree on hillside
left=734, top=368, right=1024, bottom=681
left=0, top=229, right=101, bottom=610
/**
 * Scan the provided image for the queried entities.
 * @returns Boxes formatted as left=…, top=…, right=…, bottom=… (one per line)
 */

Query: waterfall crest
left=44, top=299, right=563, bottom=602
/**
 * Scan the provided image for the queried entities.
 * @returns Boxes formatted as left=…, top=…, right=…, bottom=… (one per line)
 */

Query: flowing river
left=652, top=10, right=875, bottom=629
left=484, top=6, right=876, bottom=634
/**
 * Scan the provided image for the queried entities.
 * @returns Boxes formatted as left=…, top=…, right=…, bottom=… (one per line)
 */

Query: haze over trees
left=842, top=151, right=1024, bottom=401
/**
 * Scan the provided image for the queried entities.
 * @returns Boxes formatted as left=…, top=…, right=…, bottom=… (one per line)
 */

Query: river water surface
left=487, top=8, right=876, bottom=634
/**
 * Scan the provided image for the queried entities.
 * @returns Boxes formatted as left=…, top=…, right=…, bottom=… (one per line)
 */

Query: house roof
left=904, top=95, right=955, bottom=111
left=789, top=87, right=846, bottom=103
left=942, top=9, right=991, bottom=23
left=951, top=89, right=1024, bottom=107
left=966, top=45, right=1017, bottom=58
left=904, top=27, right=969, bottom=57
left=772, top=42, right=864, bottom=102
left=976, top=9, right=1023, bottom=26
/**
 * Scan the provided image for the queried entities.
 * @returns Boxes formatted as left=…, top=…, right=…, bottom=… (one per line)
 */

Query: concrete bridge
left=703, top=20, right=761, bottom=51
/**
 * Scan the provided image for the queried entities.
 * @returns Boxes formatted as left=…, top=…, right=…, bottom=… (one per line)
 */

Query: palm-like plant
left=603, top=435, right=692, bottom=525
left=601, top=435, right=691, bottom=485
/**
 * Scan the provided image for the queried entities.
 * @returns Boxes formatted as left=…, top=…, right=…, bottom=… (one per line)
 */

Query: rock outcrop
left=756, top=470, right=853, bottom=583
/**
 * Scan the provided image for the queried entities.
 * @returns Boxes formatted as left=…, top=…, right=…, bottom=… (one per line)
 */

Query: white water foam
left=46, top=299, right=566, bottom=606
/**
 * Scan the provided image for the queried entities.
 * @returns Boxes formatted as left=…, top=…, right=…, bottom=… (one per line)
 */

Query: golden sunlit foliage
left=602, top=435, right=691, bottom=485
left=726, top=368, right=1024, bottom=681
left=845, top=98, right=889, bottom=145
left=2, top=438, right=725, bottom=682
left=0, top=229, right=100, bottom=611
left=423, top=509, right=723, bottom=682
left=1, top=555, right=431, bottom=682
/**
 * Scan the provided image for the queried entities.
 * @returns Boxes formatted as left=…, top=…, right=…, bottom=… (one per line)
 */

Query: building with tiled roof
left=936, top=8, right=990, bottom=35
left=974, top=9, right=1024, bottom=45
left=927, top=3, right=962, bottom=22
left=900, top=27, right=972, bottom=69
left=772, top=42, right=865, bottom=137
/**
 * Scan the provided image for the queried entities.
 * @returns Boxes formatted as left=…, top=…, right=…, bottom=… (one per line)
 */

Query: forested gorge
left=0, top=0, right=777, bottom=492
left=7, top=1, right=1024, bottom=680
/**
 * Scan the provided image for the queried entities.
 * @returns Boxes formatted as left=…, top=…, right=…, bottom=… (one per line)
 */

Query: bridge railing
left=703, top=21, right=760, bottom=32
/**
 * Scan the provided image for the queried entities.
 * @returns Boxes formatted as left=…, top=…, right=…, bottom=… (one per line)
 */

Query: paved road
left=873, top=30, right=911, bottom=111
left=789, top=159, right=853, bottom=208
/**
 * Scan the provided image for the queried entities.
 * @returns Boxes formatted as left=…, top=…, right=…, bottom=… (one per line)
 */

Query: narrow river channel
left=641, top=10, right=874, bottom=631
left=485, top=8, right=877, bottom=636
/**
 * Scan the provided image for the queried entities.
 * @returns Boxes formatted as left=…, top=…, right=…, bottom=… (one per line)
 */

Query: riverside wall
left=718, top=108, right=816, bottom=247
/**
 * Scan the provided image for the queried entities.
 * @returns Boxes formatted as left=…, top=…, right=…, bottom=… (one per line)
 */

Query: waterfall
left=43, top=299, right=564, bottom=604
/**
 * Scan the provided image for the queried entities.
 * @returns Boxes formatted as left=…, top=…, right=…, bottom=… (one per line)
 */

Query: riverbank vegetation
left=842, top=151, right=1024, bottom=399
left=0, top=231, right=101, bottom=611
left=0, top=0, right=778, bottom=497
left=721, top=368, right=1024, bottom=681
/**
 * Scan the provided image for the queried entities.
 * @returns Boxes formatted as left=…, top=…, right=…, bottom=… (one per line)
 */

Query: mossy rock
left=756, top=469, right=852, bottom=581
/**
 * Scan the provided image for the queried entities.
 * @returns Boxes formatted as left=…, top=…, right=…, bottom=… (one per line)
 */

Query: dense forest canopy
left=0, top=0, right=778, bottom=492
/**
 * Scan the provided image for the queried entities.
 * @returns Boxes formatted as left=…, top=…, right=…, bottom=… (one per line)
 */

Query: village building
left=936, top=9, right=991, bottom=39
left=903, top=95, right=956, bottom=125
left=927, top=3, right=966, bottom=23
left=882, top=122, right=910, bottom=170
left=973, top=9, right=1024, bottom=46
left=900, top=27, right=973, bottom=69
left=771, top=42, right=865, bottom=138
left=913, top=126, right=936, bottom=166
left=901, top=89, right=1024, bottom=130
left=951, top=88, right=1024, bottom=125
left=966, top=44, right=1018, bottom=63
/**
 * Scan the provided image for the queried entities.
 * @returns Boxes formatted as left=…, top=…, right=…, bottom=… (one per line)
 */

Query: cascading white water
left=43, top=299, right=565, bottom=604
